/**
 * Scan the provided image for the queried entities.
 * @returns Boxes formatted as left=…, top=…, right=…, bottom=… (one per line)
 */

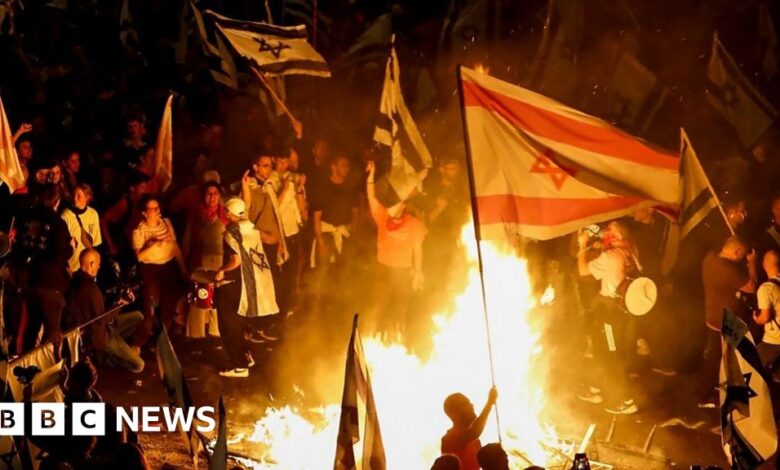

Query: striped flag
left=720, top=309, right=777, bottom=469
left=156, top=326, right=202, bottom=464
left=0, top=329, right=79, bottom=470
left=191, top=2, right=239, bottom=88
left=661, top=129, right=722, bottom=275
left=678, top=129, right=720, bottom=238
left=0, top=328, right=80, bottom=403
left=153, top=95, right=174, bottom=193
left=0, top=97, right=25, bottom=192
left=208, top=397, right=227, bottom=470
left=333, top=315, right=385, bottom=470
left=707, top=33, right=777, bottom=148
left=372, top=46, right=433, bottom=206
left=458, top=66, right=680, bottom=241
left=209, top=10, right=330, bottom=77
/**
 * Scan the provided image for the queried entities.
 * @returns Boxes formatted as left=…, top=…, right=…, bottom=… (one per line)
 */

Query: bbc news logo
left=0, top=404, right=216, bottom=436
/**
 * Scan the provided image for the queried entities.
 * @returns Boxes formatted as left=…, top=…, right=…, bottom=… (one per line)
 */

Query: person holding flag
left=365, top=160, right=425, bottom=339
left=214, top=197, right=278, bottom=378
left=440, top=387, right=498, bottom=470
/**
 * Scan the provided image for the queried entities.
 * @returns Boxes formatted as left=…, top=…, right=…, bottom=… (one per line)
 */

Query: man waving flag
left=458, top=66, right=680, bottom=241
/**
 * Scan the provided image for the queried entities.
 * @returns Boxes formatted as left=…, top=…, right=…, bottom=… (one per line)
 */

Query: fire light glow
left=240, top=225, right=567, bottom=468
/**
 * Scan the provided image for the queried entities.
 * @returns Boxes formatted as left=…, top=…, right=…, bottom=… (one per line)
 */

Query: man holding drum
left=576, top=220, right=641, bottom=415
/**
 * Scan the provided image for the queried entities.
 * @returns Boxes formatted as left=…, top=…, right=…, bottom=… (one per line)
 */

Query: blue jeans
left=95, top=311, right=145, bottom=373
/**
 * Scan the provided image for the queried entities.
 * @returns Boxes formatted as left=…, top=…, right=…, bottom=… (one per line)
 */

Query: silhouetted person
left=441, top=387, right=498, bottom=470
left=432, top=454, right=461, bottom=470
left=476, top=443, right=509, bottom=470
left=114, top=442, right=150, bottom=470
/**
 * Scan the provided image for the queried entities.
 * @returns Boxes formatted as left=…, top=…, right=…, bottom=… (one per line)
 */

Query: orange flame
left=240, top=225, right=572, bottom=468
left=474, top=63, right=490, bottom=75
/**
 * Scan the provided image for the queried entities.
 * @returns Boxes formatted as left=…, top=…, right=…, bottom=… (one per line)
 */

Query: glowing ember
left=242, top=225, right=567, bottom=468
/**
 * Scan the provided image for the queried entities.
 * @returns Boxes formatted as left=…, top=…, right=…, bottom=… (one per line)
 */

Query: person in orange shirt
left=441, top=387, right=498, bottom=470
left=365, top=160, right=426, bottom=340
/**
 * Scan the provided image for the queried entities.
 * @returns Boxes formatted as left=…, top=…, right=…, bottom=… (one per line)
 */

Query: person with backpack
left=753, top=250, right=780, bottom=380
left=16, top=184, right=72, bottom=350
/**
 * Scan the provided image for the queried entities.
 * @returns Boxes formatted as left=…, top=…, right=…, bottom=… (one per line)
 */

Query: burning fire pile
left=235, top=229, right=582, bottom=469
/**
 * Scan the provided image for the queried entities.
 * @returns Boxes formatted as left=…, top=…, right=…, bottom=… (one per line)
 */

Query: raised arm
left=240, top=170, right=253, bottom=210
left=463, top=387, right=498, bottom=442
left=366, top=160, right=382, bottom=223
left=576, top=231, right=592, bottom=277
left=12, top=123, right=32, bottom=145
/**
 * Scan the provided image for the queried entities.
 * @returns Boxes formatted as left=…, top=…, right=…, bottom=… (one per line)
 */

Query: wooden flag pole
left=455, top=65, right=503, bottom=443
left=264, top=0, right=273, bottom=24
left=251, top=67, right=300, bottom=128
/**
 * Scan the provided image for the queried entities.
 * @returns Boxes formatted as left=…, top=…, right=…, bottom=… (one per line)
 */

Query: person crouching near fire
left=214, top=198, right=279, bottom=378
left=576, top=220, right=640, bottom=415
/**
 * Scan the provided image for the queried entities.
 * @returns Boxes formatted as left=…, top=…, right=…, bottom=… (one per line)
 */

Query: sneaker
left=577, top=386, right=604, bottom=404
left=605, top=399, right=638, bottom=415
left=219, top=368, right=249, bottom=378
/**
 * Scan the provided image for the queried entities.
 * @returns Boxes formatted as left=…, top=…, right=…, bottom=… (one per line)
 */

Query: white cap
left=225, top=197, right=246, bottom=218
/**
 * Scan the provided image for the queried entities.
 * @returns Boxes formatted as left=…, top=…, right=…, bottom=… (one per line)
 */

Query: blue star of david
left=249, top=248, right=270, bottom=271
left=724, top=372, right=757, bottom=410
left=253, top=37, right=291, bottom=59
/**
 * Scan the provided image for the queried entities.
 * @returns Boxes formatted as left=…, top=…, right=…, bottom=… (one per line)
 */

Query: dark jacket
left=67, top=271, right=108, bottom=349
left=18, top=206, right=73, bottom=292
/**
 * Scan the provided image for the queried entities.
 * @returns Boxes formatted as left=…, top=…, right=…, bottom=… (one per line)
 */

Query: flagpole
left=264, top=0, right=274, bottom=24
left=251, top=67, right=300, bottom=128
left=455, top=65, right=502, bottom=443
left=8, top=301, right=129, bottom=365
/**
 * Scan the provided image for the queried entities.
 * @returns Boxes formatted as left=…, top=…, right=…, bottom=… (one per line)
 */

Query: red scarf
left=199, top=203, right=228, bottom=225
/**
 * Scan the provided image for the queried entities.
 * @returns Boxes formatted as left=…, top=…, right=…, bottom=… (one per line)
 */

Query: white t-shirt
left=61, top=207, right=102, bottom=272
left=587, top=249, right=627, bottom=298
left=757, top=276, right=780, bottom=345
left=277, top=175, right=302, bottom=238
left=132, top=218, right=178, bottom=265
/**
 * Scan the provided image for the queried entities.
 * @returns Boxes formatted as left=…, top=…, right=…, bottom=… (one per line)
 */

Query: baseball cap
left=225, top=197, right=246, bottom=218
